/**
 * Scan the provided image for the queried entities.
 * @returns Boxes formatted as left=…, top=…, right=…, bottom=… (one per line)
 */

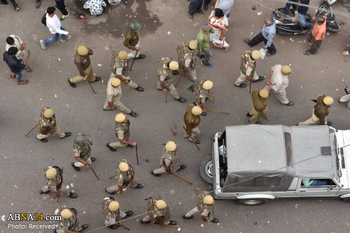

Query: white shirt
left=270, top=64, right=289, bottom=92
left=5, top=35, right=25, bottom=60
left=46, top=14, right=68, bottom=35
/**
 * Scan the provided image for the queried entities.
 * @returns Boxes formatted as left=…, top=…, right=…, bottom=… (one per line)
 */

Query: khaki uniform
left=184, top=104, right=201, bottom=140
left=142, top=196, right=171, bottom=225
left=177, top=42, right=197, bottom=81
left=69, top=48, right=96, bottom=83
left=234, top=51, right=260, bottom=86
left=101, top=197, right=127, bottom=226
left=36, top=107, right=65, bottom=140
left=41, top=166, right=69, bottom=197
left=56, top=207, right=83, bottom=233
left=195, top=79, right=214, bottom=105
left=263, top=64, right=290, bottom=104
left=103, top=75, right=132, bottom=113
left=110, top=56, right=138, bottom=88
left=73, top=134, right=92, bottom=168
left=156, top=57, right=180, bottom=99
left=109, top=119, right=131, bottom=149
left=153, top=147, right=181, bottom=174
left=249, top=89, right=268, bottom=124
left=298, top=95, right=330, bottom=125
left=123, top=27, right=141, bottom=59
left=106, top=159, right=139, bottom=193
left=184, top=188, right=214, bottom=221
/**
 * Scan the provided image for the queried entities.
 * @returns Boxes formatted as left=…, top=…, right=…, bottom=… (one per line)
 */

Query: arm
left=318, top=113, right=326, bottom=125
left=265, top=32, right=275, bottom=48
left=75, top=62, right=86, bottom=77
left=115, top=68, right=130, bottom=83
left=119, top=139, right=137, bottom=146
left=245, top=68, right=254, bottom=83
left=49, top=21, right=69, bottom=35
left=75, top=157, right=91, bottom=168
left=197, top=39, right=203, bottom=54
left=215, top=0, right=219, bottom=7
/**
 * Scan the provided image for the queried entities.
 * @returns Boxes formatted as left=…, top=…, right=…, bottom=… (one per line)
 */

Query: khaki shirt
left=251, top=89, right=268, bottom=119
left=314, top=95, right=330, bottom=125
left=270, top=64, right=289, bottom=93
left=74, top=48, right=93, bottom=77
left=106, top=78, right=122, bottom=102
left=123, top=27, right=139, bottom=50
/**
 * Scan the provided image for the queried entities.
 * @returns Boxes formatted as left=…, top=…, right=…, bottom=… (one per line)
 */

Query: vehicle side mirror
left=327, top=186, right=333, bottom=192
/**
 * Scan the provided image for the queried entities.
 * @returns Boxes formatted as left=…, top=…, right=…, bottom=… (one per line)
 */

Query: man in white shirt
left=264, top=65, right=294, bottom=106
left=40, top=7, right=71, bottom=50
left=6, top=35, right=26, bottom=60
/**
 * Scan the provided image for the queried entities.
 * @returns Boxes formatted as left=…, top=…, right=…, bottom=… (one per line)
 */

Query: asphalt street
left=1, top=0, right=350, bottom=232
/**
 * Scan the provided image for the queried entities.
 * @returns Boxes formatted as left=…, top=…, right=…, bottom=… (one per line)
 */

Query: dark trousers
left=306, top=32, right=322, bottom=54
left=1, top=0, right=19, bottom=9
left=248, top=32, right=277, bottom=55
left=55, top=0, right=68, bottom=15
left=203, top=0, right=211, bottom=7
left=188, top=0, right=203, bottom=15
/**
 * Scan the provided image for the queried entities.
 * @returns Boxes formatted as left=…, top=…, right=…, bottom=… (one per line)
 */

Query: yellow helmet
left=191, top=106, right=202, bottom=116
left=165, top=141, right=176, bottom=151
left=111, top=78, right=121, bottom=87
left=44, top=109, right=54, bottom=118
left=108, top=201, right=120, bottom=211
left=259, top=89, right=269, bottom=98
left=203, top=80, right=213, bottom=90
left=115, top=113, right=126, bottom=123
left=118, top=51, right=128, bottom=60
left=46, top=168, right=57, bottom=179
left=189, top=40, right=197, bottom=50
left=119, top=162, right=129, bottom=172
left=169, top=61, right=179, bottom=71
left=323, top=96, right=334, bottom=105
left=251, top=50, right=261, bottom=60
left=77, top=45, right=88, bottom=56
left=281, top=65, right=291, bottom=74
left=61, top=209, right=72, bottom=219
left=203, top=195, right=214, bottom=205
left=156, top=200, right=167, bottom=209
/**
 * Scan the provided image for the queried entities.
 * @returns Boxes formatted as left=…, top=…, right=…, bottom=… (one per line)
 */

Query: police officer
left=106, top=113, right=137, bottom=151
left=103, top=78, right=137, bottom=117
left=184, top=104, right=202, bottom=144
left=106, top=159, right=143, bottom=194
left=157, top=57, right=186, bottom=103
left=248, top=89, right=270, bottom=124
left=298, top=95, right=333, bottom=126
left=36, top=107, right=71, bottom=143
left=56, top=208, right=88, bottom=233
left=39, top=166, right=78, bottom=199
left=194, top=79, right=214, bottom=116
left=183, top=188, right=219, bottom=223
left=110, top=50, right=144, bottom=92
left=102, top=197, right=133, bottom=229
left=141, top=197, right=177, bottom=226
left=234, top=50, right=265, bottom=88
left=71, top=133, right=96, bottom=171
left=177, top=40, right=197, bottom=81
left=123, top=21, right=146, bottom=60
left=151, top=141, right=186, bottom=177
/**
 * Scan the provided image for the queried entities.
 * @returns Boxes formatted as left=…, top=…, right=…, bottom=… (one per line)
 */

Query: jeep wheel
left=237, top=199, right=268, bottom=206
left=200, top=156, right=213, bottom=184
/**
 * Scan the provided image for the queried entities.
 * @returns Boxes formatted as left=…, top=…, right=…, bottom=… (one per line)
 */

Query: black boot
left=81, top=224, right=88, bottom=230
left=124, top=211, right=133, bottom=217
left=68, top=192, right=78, bottom=198
left=71, top=162, right=81, bottom=171
left=106, top=143, right=117, bottom=152
left=60, top=132, right=72, bottom=139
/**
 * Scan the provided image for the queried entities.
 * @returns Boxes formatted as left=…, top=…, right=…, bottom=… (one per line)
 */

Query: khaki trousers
left=36, top=125, right=65, bottom=139
left=234, top=71, right=259, bottom=86
left=153, top=166, right=168, bottom=175
left=104, top=211, right=127, bottom=226
left=74, top=158, right=92, bottom=167
left=127, top=41, right=140, bottom=59
left=106, top=179, right=138, bottom=193
left=69, top=64, right=96, bottom=83
left=183, top=127, right=200, bottom=140
left=157, top=81, right=180, bottom=99
left=263, top=85, right=289, bottom=104
left=109, top=72, right=138, bottom=89
left=249, top=107, right=267, bottom=124
left=142, top=214, right=170, bottom=225
left=298, top=110, right=327, bottom=125
left=103, top=97, right=131, bottom=113
left=185, top=207, right=200, bottom=217
left=183, top=68, right=197, bottom=82
left=109, top=141, right=128, bottom=149
left=41, top=185, right=69, bottom=197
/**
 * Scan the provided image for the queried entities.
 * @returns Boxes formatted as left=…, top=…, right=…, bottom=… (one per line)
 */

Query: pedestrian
left=280, top=0, right=313, bottom=29
left=6, top=35, right=27, bottom=60
left=234, top=50, right=264, bottom=88
left=101, top=197, right=133, bottom=229
left=40, top=7, right=72, bottom=50
left=110, top=50, right=144, bottom=92
left=215, top=0, right=234, bottom=18
left=55, top=0, right=69, bottom=20
left=177, top=40, right=198, bottom=81
left=68, top=45, right=101, bottom=88
left=83, top=0, right=107, bottom=16
left=71, top=133, right=97, bottom=171
left=141, top=197, right=177, bottom=226
left=187, top=0, right=204, bottom=22
left=247, top=89, right=270, bottom=124
left=298, top=95, right=333, bottom=125
left=39, top=166, right=78, bottom=199
left=197, top=23, right=214, bottom=68
left=56, top=208, right=88, bottom=233
left=244, top=16, right=277, bottom=56
left=3, top=47, right=30, bottom=85
left=36, top=107, right=72, bottom=142
left=194, top=79, right=214, bottom=116
left=103, top=78, right=138, bottom=116
left=183, top=188, right=219, bottom=223
left=123, top=21, right=146, bottom=60
left=338, top=91, right=350, bottom=109
left=207, top=8, right=230, bottom=51
left=304, top=16, right=326, bottom=55
left=106, top=113, right=137, bottom=152
left=184, top=104, right=202, bottom=144
left=105, top=159, right=143, bottom=194
left=157, top=58, right=186, bottom=103
left=264, top=65, right=294, bottom=106
left=151, top=141, right=186, bottom=177
left=0, top=0, right=19, bottom=11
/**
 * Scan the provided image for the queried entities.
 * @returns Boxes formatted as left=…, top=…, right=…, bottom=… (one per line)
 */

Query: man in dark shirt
left=3, top=47, right=29, bottom=85
left=280, top=0, right=313, bottom=29
left=123, top=21, right=146, bottom=60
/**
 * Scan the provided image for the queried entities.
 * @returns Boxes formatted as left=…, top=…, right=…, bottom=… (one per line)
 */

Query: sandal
left=10, top=74, right=16, bottom=79
left=199, top=10, right=204, bottom=17
left=188, top=15, right=193, bottom=22
left=25, top=66, right=32, bottom=72
left=342, top=51, right=349, bottom=56
left=17, top=80, right=28, bottom=85
left=35, top=2, right=41, bottom=9
left=303, top=50, right=311, bottom=55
